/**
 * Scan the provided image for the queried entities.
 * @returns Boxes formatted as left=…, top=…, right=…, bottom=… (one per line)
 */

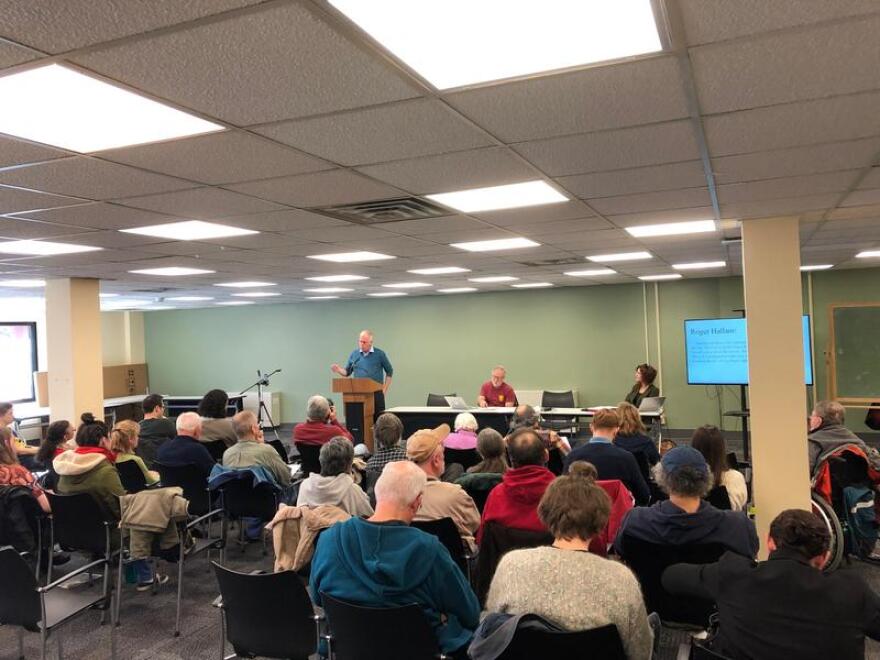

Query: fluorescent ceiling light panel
left=369, top=292, right=407, bottom=297
left=856, top=250, right=880, bottom=258
left=329, top=1, right=662, bottom=89
left=430, top=181, right=565, bottom=213
left=469, top=276, right=519, bottom=283
left=306, top=296, right=340, bottom=300
left=166, top=296, right=214, bottom=301
left=407, top=267, right=471, bottom=275
left=800, top=264, right=833, bottom=271
left=0, top=279, right=45, bottom=287
left=587, top=252, right=652, bottom=263
left=102, top=299, right=151, bottom=309
left=129, top=267, right=215, bottom=276
left=381, top=282, right=432, bottom=289
left=99, top=293, right=118, bottom=298
left=511, top=282, right=553, bottom=288
left=231, top=292, right=281, bottom=298
left=0, top=64, right=223, bottom=152
left=214, top=281, right=277, bottom=288
left=305, top=275, right=369, bottom=283
left=303, top=287, right=354, bottom=294
left=122, top=220, right=257, bottom=241
left=451, top=237, right=540, bottom=252
left=0, top=240, right=102, bottom=256
left=438, top=288, right=478, bottom=293
left=672, top=261, right=726, bottom=270
left=307, top=251, right=394, bottom=263
left=216, top=301, right=254, bottom=306
left=639, top=274, right=682, bottom=281
left=565, top=268, right=616, bottom=277
left=626, top=220, right=716, bottom=238
left=143, top=306, right=175, bottom=311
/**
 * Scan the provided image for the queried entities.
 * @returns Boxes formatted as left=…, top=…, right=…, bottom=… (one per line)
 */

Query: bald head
left=176, top=411, right=202, bottom=438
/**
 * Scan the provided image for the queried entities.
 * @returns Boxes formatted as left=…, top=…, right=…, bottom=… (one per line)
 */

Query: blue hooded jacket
left=310, top=517, right=480, bottom=653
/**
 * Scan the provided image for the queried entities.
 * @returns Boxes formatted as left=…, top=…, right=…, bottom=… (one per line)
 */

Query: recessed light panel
left=166, top=296, right=214, bottom=301
left=639, top=274, right=682, bottom=281
left=0, top=279, right=46, bottom=287
left=307, top=251, right=395, bottom=263
left=0, top=64, right=223, bottom=152
left=626, top=220, right=716, bottom=238
left=369, top=292, right=408, bottom=297
left=438, top=288, right=478, bottom=293
left=800, top=264, right=834, bottom=271
left=381, top=282, right=432, bottom=289
left=99, top=293, right=119, bottom=298
left=306, top=296, right=340, bottom=300
left=129, top=267, right=215, bottom=276
left=216, top=301, right=255, bottom=306
left=451, top=237, right=540, bottom=252
left=430, top=181, right=566, bottom=213
left=672, top=261, right=726, bottom=270
left=303, top=287, right=354, bottom=293
left=511, top=282, right=553, bottom=288
left=329, top=1, right=662, bottom=90
left=469, top=276, right=519, bottom=283
left=231, top=292, right=281, bottom=298
left=564, top=268, right=616, bottom=277
left=122, top=220, right=257, bottom=241
left=587, top=252, right=652, bottom=263
left=407, top=267, right=471, bottom=275
left=856, top=250, right=880, bottom=258
left=214, top=281, right=277, bottom=288
left=0, top=240, right=102, bottom=256
left=305, top=275, right=370, bottom=283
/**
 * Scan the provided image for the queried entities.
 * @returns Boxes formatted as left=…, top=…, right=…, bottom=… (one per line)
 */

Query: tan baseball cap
left=406, top=424, right=450, bottom=463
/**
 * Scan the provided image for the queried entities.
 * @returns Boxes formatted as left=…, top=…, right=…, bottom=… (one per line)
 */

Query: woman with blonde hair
left=110, top=419, right=159, bottom=486
left=615, top=402, right=660, bottom=465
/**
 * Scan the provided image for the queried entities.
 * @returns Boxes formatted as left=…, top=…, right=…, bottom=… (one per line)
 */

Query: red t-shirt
left=479, top=381, right=517, bottom=407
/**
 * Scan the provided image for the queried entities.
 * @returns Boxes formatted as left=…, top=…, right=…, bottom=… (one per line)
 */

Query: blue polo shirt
left=345, top=347, right=393, bottom=385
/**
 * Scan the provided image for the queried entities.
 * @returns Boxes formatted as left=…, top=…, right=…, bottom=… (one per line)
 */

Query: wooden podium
left=332, top=377, right=383, bottom=452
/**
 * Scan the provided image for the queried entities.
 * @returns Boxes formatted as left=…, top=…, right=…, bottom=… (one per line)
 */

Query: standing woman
left=690, top=425, right=748, bottom=511
left=625, top=364, right=659, bottom=408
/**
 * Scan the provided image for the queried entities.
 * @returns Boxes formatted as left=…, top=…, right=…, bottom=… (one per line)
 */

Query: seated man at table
left=292, top=395, right=354, bottom=447
left=310, top=460, right=479, bottom=659
left=478, top=365, right=517, bottom=408
left=156, top=412, right=215, bottom=479
left=138, top=394, right=177, bottom=468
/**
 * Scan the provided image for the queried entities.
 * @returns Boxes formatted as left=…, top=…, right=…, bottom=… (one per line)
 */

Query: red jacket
left=588, top=479, right=633, bottom=556
left=478, top=465, right=555, bottom=544
left=292, top=419, right=353, bottom=447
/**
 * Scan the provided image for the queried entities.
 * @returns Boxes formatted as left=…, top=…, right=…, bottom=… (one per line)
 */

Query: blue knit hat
left=661, top=446, right=709, bottom=475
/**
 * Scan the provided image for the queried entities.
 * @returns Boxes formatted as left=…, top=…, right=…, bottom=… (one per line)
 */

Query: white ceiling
left=0, top=0, right=879, bottom=308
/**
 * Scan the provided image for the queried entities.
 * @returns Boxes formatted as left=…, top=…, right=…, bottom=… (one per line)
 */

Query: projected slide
left=0, top=323, right=38, bottom=402
left=685, top=316, right=813, bottom=386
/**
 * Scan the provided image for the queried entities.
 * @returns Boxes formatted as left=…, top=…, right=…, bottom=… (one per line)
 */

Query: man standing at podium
left=331, top=329, right=393, bottom=414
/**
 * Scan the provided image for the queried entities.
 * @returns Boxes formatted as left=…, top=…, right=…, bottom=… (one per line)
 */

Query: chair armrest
left=211, top=595, right=223, bottom=608
left=186, top=508, right=224, bottom=529
left=39, top=558, right=108, bottom=593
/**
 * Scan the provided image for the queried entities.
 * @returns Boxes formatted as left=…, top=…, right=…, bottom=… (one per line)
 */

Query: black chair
left=268, top=438, right=289, bottom=462
left=426, top=393, right=457, bottom=407
left=115, top=460, right=152, bottom=493
left=705, top=485, right=732, bottom=510
left=411, top=517, right=471, bottom=578
left=320, top=592, right=447, bottom=660
left=618, top=535, right=726, bottom=627
left=213, top=472, right=280, bottom=560
left=214, top=562, right=317, bottom=660
left=0, top=485, right=46, bottom=578
left=497, top=622, right=625, bottom=659
left=690, top=638, right=733, bottom=659
left=294, top=442, right=322, bottom=476
left=443, top=447, right=480, bottom=471
left=546, top=447, right=564, bottom=476
left=476, top=522, right=553, bottom=606
left=154, top=462, right=212, bottom=516
left=202, top=439, right=227, bottom=463
left=540, top=390, right=576, bottom=433
left=45, top=492, right=114, bottom=581
left=0, top=547, right=115, bottom=660
left=458, top=474, right=502, bottom=514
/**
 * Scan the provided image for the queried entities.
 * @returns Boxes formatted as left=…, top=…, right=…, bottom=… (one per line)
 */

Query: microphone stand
left=238, top=369, right=282, bottom=442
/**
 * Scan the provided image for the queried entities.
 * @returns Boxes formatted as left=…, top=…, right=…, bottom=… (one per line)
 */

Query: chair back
left=540, top=390, right=575, bottom=408
left=458, top=474, right=502, bottom=513
left=116, top=460, right=150, bottom=493
left=293, top=442, right=322, bottom=476
left=705, top=485, right=731, bottom=510
left=498, top=623, right=625, bottom=659
left=320, top=592, right=441, bottom=660
left=214, top=562, right=316, bottom=660
left=476, top=522, right=553, bottom=605
left=546, top=447, right=565, bottom=476
left=268, top=439, right=289, bottom=462
left=203, top=440, right=227, bottom=463
left=444, top=447, right=480, bottom=471
left=216, top=473, right=279, bottom=521
left=0, top=547, right=40, bottom=628
left=0, top=485, right=44, bottom=552
left=411, top=517, right=468, bottom=575
left=426, top=393, right=456, bottom=407
left=154, top=462, right=211, bottom=515
left=46, top=492, right=112, bottom=555
left=619, top=535, right=726, bottom=626
left=690, top=639, right=733, bottom=659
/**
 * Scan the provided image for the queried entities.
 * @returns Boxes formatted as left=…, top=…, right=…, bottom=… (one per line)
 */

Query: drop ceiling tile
left=228, top=170, right=403, bottom=208
left=558, top=161, right=707, bottom=199
left=254, top=99, right=492, bottom=167
left=100, top=131, right=331, bottom=185
left=380, top=215, right=486, bottom=237
left=357, top=147, right=536, bottom=194
left=0, top=216, right=94, bottom=240
left=219, top=209, right=349, bottom=232
left=520, top=217, right=615, bottom=236
left=712, top=139, right=880, bottom=183
left=704, top=92, right=880, bottom=156
left=858, top=167, right=880, bottom=190
left=0, top=135, right=69, bottom=169
left=136, top=241, right=230, bottom=256
left=9, top=202, right=179, bottom=230
left=691, top=17, right=880, bottom=114
left=840, top=189, right=880, bottom=208
left=0, top=158, right=195, bottom=200
left=471, top=200, right=595, bottom=226
left=827, top=204, right=880, bottom=220
left=514, top=120, right=700, bottom=177
left=717, top=171, right=859, bottom=204
left=0, top=185, right=84, bottom=214
left=721, top=193, right=840, bottom=219
left=52, top=230, right=170, bottom=248
left=606, top=206, right=717, bottom=228
left=115, top=187, right=285, bottom=218
left=0, top=40, right=39, bottom=68
left=283, top=224, right=393, bottom=244
left=73, top=3, right=420, bottom=125
left=589, top=187, right=711, bottom=216
left=446, top=55, right=689, bottom=142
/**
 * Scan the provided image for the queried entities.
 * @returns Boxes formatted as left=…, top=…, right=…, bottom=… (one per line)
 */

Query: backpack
left=843, top=485, right=878, bottom=558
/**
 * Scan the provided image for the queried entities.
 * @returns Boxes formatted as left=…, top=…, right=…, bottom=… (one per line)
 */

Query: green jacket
left=54, top=450, right=126, bottom=521
left=222, top=439, right=292, bottom=487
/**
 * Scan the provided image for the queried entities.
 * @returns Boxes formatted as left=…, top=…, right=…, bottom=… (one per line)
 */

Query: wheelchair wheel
left=811, top=492, right=844, bottom=572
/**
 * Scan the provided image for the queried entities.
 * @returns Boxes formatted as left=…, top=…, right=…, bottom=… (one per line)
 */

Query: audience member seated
left=293, top=395, right=354, bottom=447
left=690, top=425, right=747, bottom=511
left=35, top=419, right=75, bottom=490
left=407, top=425, right=480, bottom=552
left=625, top=363, right=660, bottom=408
left=365, top=412, right=407, bottom=474
left=0, top=427, right=50, bottom=513
left=156, top=412, right=215, bottom=479
left=444, top=413, right=479, bottom=450
left=508, top=405, right=572, bottom=458
left=466, top=428, right=508, bottom=475
left=0, top=401, right=37, bottom=467
left=478, top=365, right=517, bottom=408
left=197, top=389, right=237, bottom=448
left=297, top=437, right=373, bottom=517
left=110, top=420, right=160, bottom=486
left=138, top=394, right=177, bottom=467
left=663, top=509, right=880, bottom=659
left=486, top=465, right=653, bottom=660
left=479, top=428, right=556, bottom=543
left=563, top=409, right=650, bottom=505
left=310, top=461, right=479, bottom=659
left=808, top=400, right=880, bottom=474
left=223, top=410, right=292, bottom=490
left=614, top=447, right=758, bottom=560
left=615, top=402, right=660, bottom=465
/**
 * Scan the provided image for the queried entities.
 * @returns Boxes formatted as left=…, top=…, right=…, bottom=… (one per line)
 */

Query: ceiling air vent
left=313, top=196, right=449, bottom=224
left=517, top=257, right=585, bottom=267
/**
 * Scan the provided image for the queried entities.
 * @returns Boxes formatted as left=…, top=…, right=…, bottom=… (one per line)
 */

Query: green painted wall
left=144, top=268, right=880, bottom=429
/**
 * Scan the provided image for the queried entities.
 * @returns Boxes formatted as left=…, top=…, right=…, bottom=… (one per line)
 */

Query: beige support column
left=123, top=311, right=145, bottom=364
left=45, top=278, right=104, bottom=422
left=742, top=217, right=811, bottom=557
